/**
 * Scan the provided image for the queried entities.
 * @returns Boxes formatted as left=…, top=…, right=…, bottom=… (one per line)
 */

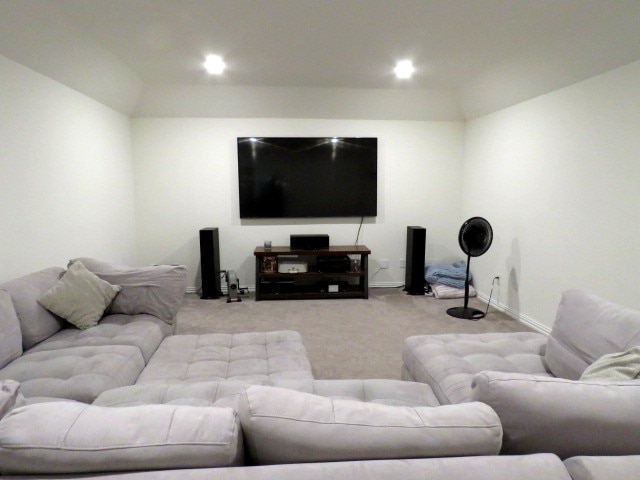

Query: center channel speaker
left=404, top=226, right=426, bottom=295
left=199, top=227, right=222, bottom=299
left=290, top=234, right=329, bottom=250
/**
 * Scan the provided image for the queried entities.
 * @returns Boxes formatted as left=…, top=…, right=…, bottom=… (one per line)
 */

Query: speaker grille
left=405, top=226, right=426, bottom=295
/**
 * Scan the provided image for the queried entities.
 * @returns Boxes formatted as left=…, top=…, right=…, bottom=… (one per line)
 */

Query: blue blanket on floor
left=425, top=261, right=469, bottom=289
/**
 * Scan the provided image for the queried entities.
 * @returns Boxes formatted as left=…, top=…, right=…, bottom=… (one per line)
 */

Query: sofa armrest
left=69, top=258, right=187, bottom=325
left=0, top=402, right=242, bottom=474
left=471, top=371, right=640, bottom=458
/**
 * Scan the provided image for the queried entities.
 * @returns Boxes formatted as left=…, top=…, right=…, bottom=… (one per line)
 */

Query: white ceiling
left=1, top=0, right=640, bottom=118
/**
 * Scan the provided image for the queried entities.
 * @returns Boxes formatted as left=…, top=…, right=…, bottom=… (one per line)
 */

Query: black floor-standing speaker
left=404, top=226, right=426, bottom=295
left=199, top=228, right=222, bottom=299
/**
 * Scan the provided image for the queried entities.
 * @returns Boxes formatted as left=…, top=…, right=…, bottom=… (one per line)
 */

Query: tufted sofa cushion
left=27, top=314, right=170, bottom=363
left=402, top=332, right=550, bottom=404
left=0, top=267, right=65, bottom=349
left=93, top=379, right=440, bottom=411
left=135, top=331, right=313, bottom=385
left=272, top=378, right=441, bottom=407
left=0, top=345, right=145, bottom=403
left=93, top=381, right=249, bottom=409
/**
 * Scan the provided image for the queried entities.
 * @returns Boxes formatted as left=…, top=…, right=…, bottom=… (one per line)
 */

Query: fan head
left=458, top=217, right=493, bottom=257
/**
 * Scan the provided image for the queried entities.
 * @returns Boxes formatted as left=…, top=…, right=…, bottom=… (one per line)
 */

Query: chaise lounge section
left=402, top=289, right=640, bottom=460
left=0, top=262, right=182, bottom=403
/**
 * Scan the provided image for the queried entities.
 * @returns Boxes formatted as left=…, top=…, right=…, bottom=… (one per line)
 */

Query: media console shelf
left=254, top=245, right=370, bottom=301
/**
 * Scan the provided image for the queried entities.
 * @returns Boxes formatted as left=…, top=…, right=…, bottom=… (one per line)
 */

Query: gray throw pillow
left=38, top=262, right=121, bottom=330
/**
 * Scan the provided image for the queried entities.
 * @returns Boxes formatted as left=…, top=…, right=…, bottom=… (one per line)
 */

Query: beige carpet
left=175, top=288, right=533, bottom=380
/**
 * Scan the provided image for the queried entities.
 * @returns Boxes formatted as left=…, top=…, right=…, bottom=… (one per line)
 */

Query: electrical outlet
left=399, top=258, right=406, bottom=268
left=494, top=275, right=500, bottom=285
left=379, top=259, right=389, bottom=269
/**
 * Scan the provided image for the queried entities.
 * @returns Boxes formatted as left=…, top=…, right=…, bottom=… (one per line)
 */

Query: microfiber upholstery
left=135, top=331, right=313, bottom=385
left=0, top=291, right=22, bottom=369
left=0, top=267, right=65, bottom=349
left=563, top=455, right=640, bottom=480
left=69, top=258, right=187, bottom=325
left=0, top=402, right=242, bottom=474
left=27, top=314, right=170, bottom=363
left=471, top=371, right=640, bottom=458
left=402, top=332, right=550, bottom=404
left=93, top=379, right=440, bottom=411
left=0, top=381, right=24, bottom=420
left=545, top=289, right=640, bottom=380
left=237, top=385, right=502, bottom=464
left=36, top=261, right=121, bottom=330
left=271, top=378, right=440, bottom=407
left=93, top=381, right=249, bottom=410
left=0, top=345, right=145, bottom=403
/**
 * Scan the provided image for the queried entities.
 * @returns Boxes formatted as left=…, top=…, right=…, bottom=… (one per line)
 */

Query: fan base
left=447, top=306, right=486, bottom=321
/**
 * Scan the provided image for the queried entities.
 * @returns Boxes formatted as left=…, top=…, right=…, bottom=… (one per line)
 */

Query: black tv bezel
left=237, top=136, right=378, bottom=219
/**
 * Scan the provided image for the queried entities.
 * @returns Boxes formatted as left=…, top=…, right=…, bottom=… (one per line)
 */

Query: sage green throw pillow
left=580, top=346, right=640, bottom=381
left=38, top=262, right=121, bottom=330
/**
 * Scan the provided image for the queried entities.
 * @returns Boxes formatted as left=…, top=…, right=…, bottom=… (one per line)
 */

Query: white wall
left=7, top=44, right=638, bottom=337
left=132, top=118, right=464, bottom=291
left=0, top=54, right=138, bottom=282
left=463, top=60, right=640, bottom=330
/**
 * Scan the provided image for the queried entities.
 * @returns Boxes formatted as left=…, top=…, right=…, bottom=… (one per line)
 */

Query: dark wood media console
left=254, top=245, right=370, bottom=301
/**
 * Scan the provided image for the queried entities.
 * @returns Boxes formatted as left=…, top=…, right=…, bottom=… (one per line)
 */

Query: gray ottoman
left=402, top=332, right=550, bottom=404
left=136, top=331, right=314, bottom=385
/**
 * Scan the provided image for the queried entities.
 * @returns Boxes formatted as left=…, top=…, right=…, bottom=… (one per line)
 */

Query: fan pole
left=463, top=253, right=471, bottom=309
left=446, top=254, right=486, bottom=320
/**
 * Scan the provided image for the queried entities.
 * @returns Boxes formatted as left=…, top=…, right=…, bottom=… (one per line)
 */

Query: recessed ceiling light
left=204, top=54, right=226, bottom=75
left=394, top=60, right=415, bottom=79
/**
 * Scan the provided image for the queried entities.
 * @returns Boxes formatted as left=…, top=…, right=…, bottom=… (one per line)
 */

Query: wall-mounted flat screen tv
left=237, top=137, right=377, bottom=218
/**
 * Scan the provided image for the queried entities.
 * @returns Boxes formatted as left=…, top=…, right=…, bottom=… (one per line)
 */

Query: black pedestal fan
left=447, top=217, right=493, bottom=320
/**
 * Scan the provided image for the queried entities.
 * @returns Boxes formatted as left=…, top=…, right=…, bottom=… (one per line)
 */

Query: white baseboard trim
left=477, top=292, right=551, bottom=336
left=370, top=281, right=404, bottom=288
left=187, top=282, right=405, bottom=295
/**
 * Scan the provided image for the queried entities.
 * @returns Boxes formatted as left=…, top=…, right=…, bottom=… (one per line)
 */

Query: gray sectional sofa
left=0, top=262, right=639, bottom=479
left=0, top=262, right=179, bottom=403
left=403, top=289, right=640, bottom=459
